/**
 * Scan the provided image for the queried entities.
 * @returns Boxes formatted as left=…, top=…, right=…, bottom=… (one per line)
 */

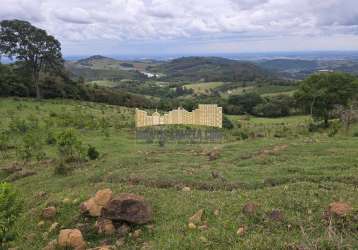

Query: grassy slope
left=183, top=82, right=225, bottom=94
left=0, top=98, right=357, bottom=249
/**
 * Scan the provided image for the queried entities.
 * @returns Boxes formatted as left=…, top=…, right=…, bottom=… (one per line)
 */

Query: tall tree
left=295, top=72, right=358, bottom=126
left=0, top=19, right=63, bottom=99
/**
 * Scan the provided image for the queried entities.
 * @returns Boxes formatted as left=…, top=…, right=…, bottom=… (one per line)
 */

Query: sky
left=1, top=0, right=358, bottom=56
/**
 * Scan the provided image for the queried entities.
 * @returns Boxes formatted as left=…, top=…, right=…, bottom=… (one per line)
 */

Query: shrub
left=328, top=122, right=341, bottom=137
left=46, top=131, right=57, bottom=145
left=158, top=138, right=166, bottom=147
left=56, top=129, right=85, bottom=162
left=232, top=130, right=249, bottom=140
left=222, top=116, right=234, bottom=130
left=17, top=133, right=45, bottom=162
left=87, top=145, right=99, bottom=160
left=0, top=183, right=22, bottom=245
left=54, top=161, right=69, bottom=176
left=353, top=131, right=358, bottom=137
left=0, top=131, right=10, bottom=159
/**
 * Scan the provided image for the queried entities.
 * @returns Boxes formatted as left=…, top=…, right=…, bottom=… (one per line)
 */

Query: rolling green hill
left=257, top=59, right=358, bottom=79
left=65, top=55, right=158, bottom=81
left=148, top=57, right=272, bottom=82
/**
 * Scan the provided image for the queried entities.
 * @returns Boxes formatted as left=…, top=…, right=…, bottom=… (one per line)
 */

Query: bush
left=353, top=131, right=358, bottom=137
left=17, top=133, right=45, bottom=162
left=56, top=129, right=85, bottom=162
left=54, top=162, right=69, bottom=176
left=158, top=138, right=166, bottom=147
left=328, top=122, right=341, bottom=137
left=232, top=130, right=249, bottom=140
left=223, top=116, right=234, bottom=130
left=46, top=131, right=57, bottom=145
left=0, top=131, right=10, bottom=159
left=87, top=145, right=99, bottom=160
left=0, top=183, right=22, bottom=245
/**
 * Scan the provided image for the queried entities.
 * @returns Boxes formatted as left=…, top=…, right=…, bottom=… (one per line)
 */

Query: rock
left=42, top=232, right=49, bottom=240
left=268, top=210, right=284, bottom=221
left=80, top=197, right=103, bottom=217
left=95, top=218, right=115, bottom=235
left=76, top=223, right=93, bottom=235
left=242, top=202, right=257, bottom=216
left=42, top=207, right=56, bottom=220
left=88, top=246, right=115, bottom=250
left=211, top=171, right=220, bottom=179
left=141, top=241, right=154, bottom=250
left=117, top=223, right=130, bottom=237
left=102, top=193, right=153, bottom=225
left=182, top=186, right=191, bottom=192
left=199, top=236, right=208, bottom=243
left=189, top=209, right=204, bottom=224
left=213, top=209, right=220, bottom=216
left=116, top=238, right=125, bottom=247
left=94, top=189, right=113, bottom=206
left=58, top=229, right=86, bottom=250
left=208, top=149, right=220, bottom=161
left=25, top=233, right=36, bottom=241
left=198, top=224, right=208, bottom=231
left=80, top=189, right=113, bottom=217
left=63, top=198, right=71, bottom=204
left=236, top=226, right=245, bottom=236
left=48, top=222, right=60, bottom=233
left=145, top=224, right=155, bottom=232
left=132, top=229, right=142, bottom=239
left=37, top=191, right=47, bottom=198
left=328, top=202, right=352, bottom=216
left=43, top=239, right=57, bottom=250
left=188, top=222, right=197, bottom=229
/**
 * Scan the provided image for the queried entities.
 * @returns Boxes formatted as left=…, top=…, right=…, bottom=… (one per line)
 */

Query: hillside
left=257, top=59, right=358, bottom=79
left=148, top=57, right=272, bottom=82
left=1, top=98, right=357, bottom=249
left=65, top=55, right=158, bottom=81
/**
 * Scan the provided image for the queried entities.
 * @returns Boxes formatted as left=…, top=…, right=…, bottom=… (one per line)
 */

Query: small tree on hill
left=228, top=93, right=264, bottom=114
left=295, top=72, right=358, bottom=127
left=0, top=19, right=63, bottom=99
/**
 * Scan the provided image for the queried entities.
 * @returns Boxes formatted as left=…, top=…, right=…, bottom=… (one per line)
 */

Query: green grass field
left=0, top=98, right=357, bottom=249
left=184, top=82, right=224, bottom=94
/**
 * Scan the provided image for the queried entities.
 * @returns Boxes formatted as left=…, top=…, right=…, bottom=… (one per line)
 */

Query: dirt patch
left=105, top=175, right=249, bottom=191
left=1, top=163, right=23, bottom=174
left=5, top=170, right=37, bottom=182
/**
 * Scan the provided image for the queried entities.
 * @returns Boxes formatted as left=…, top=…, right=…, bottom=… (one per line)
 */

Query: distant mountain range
left=256, top=59, right=358, bottom=79
left=64, top=53, right=358, bottom=83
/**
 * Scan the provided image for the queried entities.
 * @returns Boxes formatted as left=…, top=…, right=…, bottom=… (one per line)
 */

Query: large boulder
left=80, top=189, right=113, bottom=217
left=58, top=229, right=86, bottom=250
left=101, top=193, right=152, bottom=225
left=94, top=189, right=113, bottom=206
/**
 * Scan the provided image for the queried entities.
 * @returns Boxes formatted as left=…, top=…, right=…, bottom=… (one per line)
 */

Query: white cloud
left=1, top=0, right=358, bottom=54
